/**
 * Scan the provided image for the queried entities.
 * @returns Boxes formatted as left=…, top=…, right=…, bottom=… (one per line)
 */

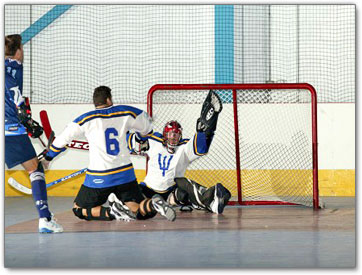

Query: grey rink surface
left=4, top=197, right=356, bottom=268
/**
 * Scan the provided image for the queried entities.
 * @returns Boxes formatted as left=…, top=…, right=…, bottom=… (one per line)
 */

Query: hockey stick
left=40, top=110, right=89, bottom=150
left=38, top=136, right=47, bottom=147
left=8, top=168, right=87, bottom=195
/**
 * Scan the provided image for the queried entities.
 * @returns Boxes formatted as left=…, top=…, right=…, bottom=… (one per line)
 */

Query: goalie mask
left=163, top=120, right=182, bottom=154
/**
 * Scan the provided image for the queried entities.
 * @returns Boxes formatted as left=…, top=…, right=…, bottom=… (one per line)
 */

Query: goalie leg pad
left=174, top=177, right=208, bottom=209
left=171, top=187, right=191, bottom=206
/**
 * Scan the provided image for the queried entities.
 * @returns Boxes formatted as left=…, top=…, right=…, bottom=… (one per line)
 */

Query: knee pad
left=73, top=207, right=87, bottom=220
left=136, top=199, right=157, bottom=220
left=73, top=207, right=114, bottom=221
left=136, top=210, right=156, bottom=220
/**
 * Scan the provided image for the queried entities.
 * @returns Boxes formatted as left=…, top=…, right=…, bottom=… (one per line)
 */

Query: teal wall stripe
left=21, top=5, right=72, bottom=44
left=215, top=5, right=234, bottom=84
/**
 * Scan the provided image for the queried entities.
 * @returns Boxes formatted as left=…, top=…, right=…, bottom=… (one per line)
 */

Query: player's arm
left=6, top=65, right=43, bottom=138
left=129, top=109, right=154, bottom=138
left=16, top=96, right=43, bottom=138
left=196, top=90, right=223, bottom=147
left=185, top=90, right=224, bottom=162
left=182, top=132, right=208, bottom=163
left=43, top=122, right=84, bottom=161
left=126, top=131, right=150, bottom=154
left=127, top=107, right=154, bottom=149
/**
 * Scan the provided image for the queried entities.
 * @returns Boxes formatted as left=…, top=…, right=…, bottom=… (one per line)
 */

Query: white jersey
left=127, top=131, right=209, bottom=192
left=48, top=105, right=153, bottom=188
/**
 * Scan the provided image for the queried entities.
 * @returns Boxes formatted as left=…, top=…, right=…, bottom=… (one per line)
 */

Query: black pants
left=74, top=180, right=144, bottom=208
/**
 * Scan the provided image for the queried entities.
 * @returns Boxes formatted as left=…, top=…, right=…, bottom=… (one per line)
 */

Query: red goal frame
left=148, top=83, right=319, bottom=209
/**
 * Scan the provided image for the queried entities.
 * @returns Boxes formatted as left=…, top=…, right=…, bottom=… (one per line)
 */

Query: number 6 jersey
left=47, top=105, right=153, bottom=188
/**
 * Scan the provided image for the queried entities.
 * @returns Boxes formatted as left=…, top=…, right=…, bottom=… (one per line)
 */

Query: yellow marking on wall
left=5, top=169, right=354, bottom=197
left=5, top=170, right=146, bottom=197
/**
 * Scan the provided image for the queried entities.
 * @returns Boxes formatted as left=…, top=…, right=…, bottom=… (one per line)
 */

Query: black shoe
left=210, top=183, right=231, bottom=214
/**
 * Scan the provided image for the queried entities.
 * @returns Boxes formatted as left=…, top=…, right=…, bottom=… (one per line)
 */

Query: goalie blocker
left=196, top=90, right=223, bottom=138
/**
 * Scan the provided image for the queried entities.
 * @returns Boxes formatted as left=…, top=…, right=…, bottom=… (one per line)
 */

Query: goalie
left=127, top=90, right=231, bottom=214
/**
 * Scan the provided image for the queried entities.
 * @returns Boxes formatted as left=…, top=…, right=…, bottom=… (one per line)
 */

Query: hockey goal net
left=148, top=84, right=319, bottom=209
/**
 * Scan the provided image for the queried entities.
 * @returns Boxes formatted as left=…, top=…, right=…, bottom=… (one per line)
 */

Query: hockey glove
left=17, top=97, right=44, bottom=138
left=196, top=90, right=223, bottom=135
left=134, top=133, right=150, bottom=153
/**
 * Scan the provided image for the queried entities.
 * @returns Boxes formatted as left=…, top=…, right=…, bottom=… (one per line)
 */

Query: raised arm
left=185, top=90, right=223, bottom=162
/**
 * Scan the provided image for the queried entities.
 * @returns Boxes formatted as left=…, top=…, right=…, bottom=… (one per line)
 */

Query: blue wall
left=215, top=5, right=234, bottom=84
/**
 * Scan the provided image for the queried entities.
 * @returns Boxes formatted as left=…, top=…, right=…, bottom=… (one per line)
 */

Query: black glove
left=196, top=90, right=223, bottom=135
left=25, top=119, right=44, bottom=138
left=17, top=97, right=44, bottom=138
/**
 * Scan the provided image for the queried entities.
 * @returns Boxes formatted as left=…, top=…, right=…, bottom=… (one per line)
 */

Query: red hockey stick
left=39, top=110, right=89, bottom=150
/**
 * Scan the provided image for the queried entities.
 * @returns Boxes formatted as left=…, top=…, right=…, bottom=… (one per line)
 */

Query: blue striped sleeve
left=126, top=132, right=135, bottom=151
left=149, top=132, right=164, bottom=143
left=46, top=144, right=67, bottom=159
left=193, top=132, right=209, bottom=156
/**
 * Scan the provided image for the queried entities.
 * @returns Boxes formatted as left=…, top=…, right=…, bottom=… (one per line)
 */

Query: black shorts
left=139, top=183, right=174, bottom=201
left=5, top=135, right=37, bottom=168
left=74, top=180, right=145, bottom=208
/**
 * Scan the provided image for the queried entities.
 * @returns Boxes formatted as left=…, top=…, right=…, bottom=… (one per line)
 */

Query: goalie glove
left=196, top=90, right=223, bottom=136
left=133, top=133, right=150, bottom=154
left=17, top=97, right=44, bottom=138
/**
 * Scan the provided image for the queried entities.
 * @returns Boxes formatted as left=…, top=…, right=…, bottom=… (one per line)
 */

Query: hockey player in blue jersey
left=5, top=34, right=63, bottom=233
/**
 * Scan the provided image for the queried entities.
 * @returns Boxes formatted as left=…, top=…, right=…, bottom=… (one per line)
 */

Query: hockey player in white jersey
left=127, top=90, right=231, bottom=214
left=41, top=86, right=176, bottom=222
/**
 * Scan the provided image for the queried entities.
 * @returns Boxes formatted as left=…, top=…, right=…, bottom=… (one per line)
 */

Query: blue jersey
left=5, top=58, right=26, bottom=136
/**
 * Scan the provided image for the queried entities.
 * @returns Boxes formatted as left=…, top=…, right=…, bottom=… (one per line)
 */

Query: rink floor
left=4, top=196, right=355, bottom=268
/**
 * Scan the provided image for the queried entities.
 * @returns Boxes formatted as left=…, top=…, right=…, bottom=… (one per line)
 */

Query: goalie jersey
left=47, top=105, right=153, bottom=188
left=127, top=131, right=210, bottom=192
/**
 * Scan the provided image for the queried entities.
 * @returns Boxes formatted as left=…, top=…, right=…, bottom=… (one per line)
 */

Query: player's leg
left=139, top=182, right=173, bottom=202
left=174, top=177, right=231, bottom=214
left=112, top=180, right=176, bottom=221
left=206, top=183, right=232, bottom=214
left=73, top=185, right=115, bottom=221
left=174, top=177, right=208, bottom=208
left=138, top=183, right=177, bottom=221
left=166, top=186, right=196, bottom=212
left=138, top=182, right=158, bottom=199
left=5, top=135, right=63, bottom=233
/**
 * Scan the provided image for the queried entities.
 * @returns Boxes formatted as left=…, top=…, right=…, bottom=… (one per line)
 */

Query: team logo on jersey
left=8, top=126, right=18, bottom=131
left=93, top=179, right=104, bottom=184
left=158, top=154, right=173, bottom=177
